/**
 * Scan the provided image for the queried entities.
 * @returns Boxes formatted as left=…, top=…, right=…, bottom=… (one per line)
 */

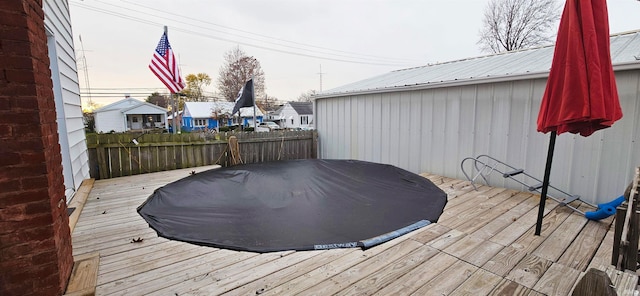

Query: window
left=194, top=119, right=207, bottom=127
left=132, top=117, right=138, bottom=123
left=301, top=116, right=309, bottom=125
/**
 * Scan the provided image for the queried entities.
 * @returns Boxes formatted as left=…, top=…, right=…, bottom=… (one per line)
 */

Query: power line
left=69, top=1, right=422, bottom=66
left=118, top=0, right=422, bottom=64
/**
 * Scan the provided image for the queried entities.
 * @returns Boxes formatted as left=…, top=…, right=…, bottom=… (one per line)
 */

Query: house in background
left=182, top=101, right=264, bottom=132
left=268, top=101, right=314, bottom=129
left=315, top=30, right=640, bottom=205
left=93, top=95, right=168, bottom=132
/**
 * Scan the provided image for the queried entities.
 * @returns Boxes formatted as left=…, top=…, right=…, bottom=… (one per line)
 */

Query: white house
left=182, top=101, right=264, bottom=132
left=94, top=96, right=168, bottom=132
left=44, top=0, right=90, bottom=200
left=268, top=102, right=314, bottom=129
left=314, top=30, right=640, bottom=205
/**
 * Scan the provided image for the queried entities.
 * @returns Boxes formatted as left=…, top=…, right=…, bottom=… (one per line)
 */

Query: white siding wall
left=317, top=70, right=640, bottom=204
left=43, top=0, right=90, bottom=200
left=280, top=105, right=299, bottom=128
left=95, top=110, right=126, bottom=132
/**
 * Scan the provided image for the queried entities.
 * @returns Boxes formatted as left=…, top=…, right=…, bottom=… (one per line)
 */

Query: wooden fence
left=86, top=130, right=318, bottom=179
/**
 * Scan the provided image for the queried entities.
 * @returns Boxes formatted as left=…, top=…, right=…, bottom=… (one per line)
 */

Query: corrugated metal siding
left=317, top=70, right=640, bottom=204
left=44, top=0, right=90, bottom=199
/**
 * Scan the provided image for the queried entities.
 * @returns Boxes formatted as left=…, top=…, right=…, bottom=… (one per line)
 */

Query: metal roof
left=318, top=30, right=640, bottom=98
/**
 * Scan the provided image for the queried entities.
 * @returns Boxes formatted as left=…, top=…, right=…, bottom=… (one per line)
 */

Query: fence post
left=311, top=130, right=318, bottom=159
left=97, top=147, right=108, bottom=180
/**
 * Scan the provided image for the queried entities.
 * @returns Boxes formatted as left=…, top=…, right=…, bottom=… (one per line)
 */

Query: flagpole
left=163, top=26, right=177, bottom=134
left=252, top=75, right=256, bottom=129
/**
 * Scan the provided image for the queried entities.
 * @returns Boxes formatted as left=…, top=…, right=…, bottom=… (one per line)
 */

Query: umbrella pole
left=536, top=131, right=557, bottom=235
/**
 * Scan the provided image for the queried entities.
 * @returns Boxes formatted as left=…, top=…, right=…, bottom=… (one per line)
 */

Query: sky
left=69, top=0, right=640, bottom=107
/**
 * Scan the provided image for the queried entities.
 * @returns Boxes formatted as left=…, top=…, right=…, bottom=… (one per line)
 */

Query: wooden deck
left=70, top=165, right=638, bottom=295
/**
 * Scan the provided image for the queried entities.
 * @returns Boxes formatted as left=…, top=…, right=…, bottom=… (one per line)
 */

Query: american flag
left=149, top=32, right=185, bottom=93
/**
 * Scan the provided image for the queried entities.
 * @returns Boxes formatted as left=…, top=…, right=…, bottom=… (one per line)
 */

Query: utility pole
left=78, top=35, right=93, bottom=110
left=317, top=64, right=325, bottom=92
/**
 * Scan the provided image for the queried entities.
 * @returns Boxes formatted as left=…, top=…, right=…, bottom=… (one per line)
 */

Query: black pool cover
left=137, top=159, right=447, bottom=253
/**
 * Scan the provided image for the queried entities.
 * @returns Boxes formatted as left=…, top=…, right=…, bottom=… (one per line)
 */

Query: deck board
left=70, top=165, right=638, bottom=295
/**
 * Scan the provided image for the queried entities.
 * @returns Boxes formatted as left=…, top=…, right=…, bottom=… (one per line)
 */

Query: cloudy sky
left=69, top=0, right=640, bottom=106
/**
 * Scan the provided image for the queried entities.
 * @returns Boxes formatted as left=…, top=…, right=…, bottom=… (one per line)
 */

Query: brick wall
left=0, top=0, right=73, bottom=295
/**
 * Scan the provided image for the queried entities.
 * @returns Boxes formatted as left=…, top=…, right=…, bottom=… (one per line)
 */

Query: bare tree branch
left=478, top=0, right=561, bottom=53
left=217, top=46, right=266, bottom=102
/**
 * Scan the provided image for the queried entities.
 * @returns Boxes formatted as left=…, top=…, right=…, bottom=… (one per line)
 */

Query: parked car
left=256, top=121, right=281, bottom=132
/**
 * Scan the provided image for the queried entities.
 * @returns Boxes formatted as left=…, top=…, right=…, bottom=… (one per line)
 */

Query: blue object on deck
left=585, top=205, right=616, bottom=220
left=585, top=195, right=625, bottom=221
left=597, top=195, right=625, bottom=209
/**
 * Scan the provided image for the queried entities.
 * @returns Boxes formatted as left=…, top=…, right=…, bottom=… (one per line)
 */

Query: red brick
left=0, top=138, right=45, bottom=154
left=29, top=249, right=57, bottom=266
left=0, top=27, right=31, bottom=42
left=0, top=85, right=37, bottom=97
left=5, top=69, right=36, bottom=83
left=0, top=179, right=20, bottom=191
left=6, top=56, right=34, bottom=70
left=0, top=1, right=28, bottom=11
left=12, top=96, right=38, bottom=109
left=20, top=151, right=46, bottom=164
left=0, top=152, right=20, bottom=165
left=1, top=44, right=35, bottom=58
left=1, top=214, right=53, bottom=232
left=0, top=166, right=47, bottom=184
left=19, top=175, right=48, bottom=189
left=5, top=261, right=58, bottom=284
left=38, top=275, right=62, bottom=295
left=0, top=204, right=26, bottom=221
left=0, top=237, right=55, bottom=259
left=8, top=123, right=39, bottom=137
left=0, top=226, right=52, bottom=246
left=0, top=12, right=28, bottom=27
left=0, top=111, right=40, bottom=124
left=23, top=199, right=50, bottom=215
left=0, top=125, right=11, bottom=137
left=0, top=189, right=48, bottom=210
left=0, top=97, right=10, bottom=110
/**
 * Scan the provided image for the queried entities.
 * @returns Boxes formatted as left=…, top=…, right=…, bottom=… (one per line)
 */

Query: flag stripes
left=149, top=32, right=185, bottom=94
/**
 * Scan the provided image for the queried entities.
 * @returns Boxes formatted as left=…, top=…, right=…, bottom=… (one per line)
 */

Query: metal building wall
left=316, top=70, right=640, bottom=204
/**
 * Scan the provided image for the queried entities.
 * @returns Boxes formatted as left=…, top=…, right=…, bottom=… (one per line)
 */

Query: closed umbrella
left=535, top=0, right=623, bottom=235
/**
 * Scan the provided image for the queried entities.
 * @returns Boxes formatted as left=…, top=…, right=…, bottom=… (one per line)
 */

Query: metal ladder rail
left=461, top=155, right=595, bottom=214
left=462, top=155, right=542, bottom=191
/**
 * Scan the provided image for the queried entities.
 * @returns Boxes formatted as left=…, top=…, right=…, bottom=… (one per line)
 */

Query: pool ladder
left=460, top=154, right=596, bottom=215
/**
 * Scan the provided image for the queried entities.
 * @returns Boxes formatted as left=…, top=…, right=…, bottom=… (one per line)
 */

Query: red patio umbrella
left=535, top=0, right=622, bottom=235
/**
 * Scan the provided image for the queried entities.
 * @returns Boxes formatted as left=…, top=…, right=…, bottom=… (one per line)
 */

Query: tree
left=146, top=92, right=169, bottom=108
left=256, top=94, right=279, bottom=112
left=297, top=90, right=316, bottom=102
left=478, top=0, right=560, bottom=53
left=217, top=46, right=265, bottom=102
left=184, top=73, right=212, bottom=102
